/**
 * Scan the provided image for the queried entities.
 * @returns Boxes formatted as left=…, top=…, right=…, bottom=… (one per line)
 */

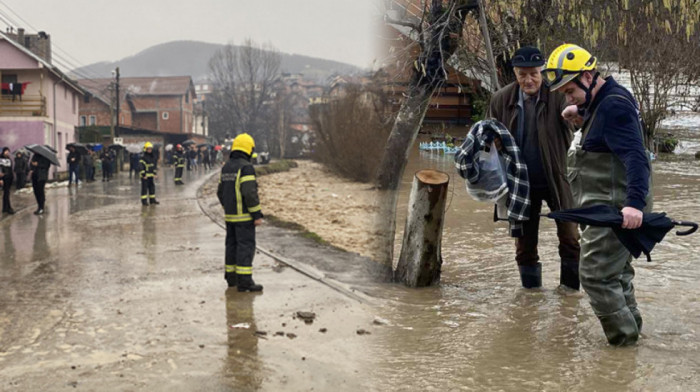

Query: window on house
left=80, top=116, right=86, bottom=126
left=89, top=115, right=96, bottom=125
left=185, top=93, right=189, bottom=103
left=162, top=112, right=169, bottom=120
left=72, top=94, right=76, bottom=114
left=84, top=94, right=91, bottom=103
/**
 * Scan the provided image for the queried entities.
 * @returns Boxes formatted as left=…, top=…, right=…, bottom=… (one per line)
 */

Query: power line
left=0, top=1, right=104, bottom=80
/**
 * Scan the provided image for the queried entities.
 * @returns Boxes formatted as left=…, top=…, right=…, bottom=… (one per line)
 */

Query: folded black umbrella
left=25, top=144, right=60, bottom=167
left=546, top=205, right=698, bottom=262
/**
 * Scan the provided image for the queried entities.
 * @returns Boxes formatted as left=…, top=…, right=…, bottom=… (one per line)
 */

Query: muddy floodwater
left=1, top=127, right=699, bottom=390
left=367, top=130, right=700, bottom=391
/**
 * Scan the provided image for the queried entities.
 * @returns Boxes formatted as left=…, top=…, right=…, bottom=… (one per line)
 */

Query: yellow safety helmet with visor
left=542, top=44, right=597, bottom=91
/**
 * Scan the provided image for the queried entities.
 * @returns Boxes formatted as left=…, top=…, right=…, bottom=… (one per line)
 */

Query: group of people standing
left=459, top=43, right=651, bottom=346
left=1, top=148, right=49, bottom=215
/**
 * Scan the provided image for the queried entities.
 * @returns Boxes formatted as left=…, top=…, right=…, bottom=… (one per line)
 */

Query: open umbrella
left=547, top=205, right=697, bottom=261
left=108, top=144, right=125, bottom=151
left=197, top=143, right=213, bottom=149
left=66, top=142, right=89, bottom=155
left=181, top=139, right=196, bottom=146
left=25, top=144, right=60, bottom=167
left=125, top=143, right=143, bottom=154
left=165, top=144, right=173, bottom=151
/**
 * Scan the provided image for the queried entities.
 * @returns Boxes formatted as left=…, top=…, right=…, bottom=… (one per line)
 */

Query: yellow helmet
left=231, top=133, right=255, bottom=155
left=143, top=141, right=153, bottom=150
left=542, top=44, right=597, bottom=91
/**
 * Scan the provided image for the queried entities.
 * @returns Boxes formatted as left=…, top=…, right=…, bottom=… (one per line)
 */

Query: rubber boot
left=560, top=259, right=580, bottom=290
left=141, top=200, right=149, bottom=206
left=225, top=272, right=237, bottom=288
left=518, top=263, right=542, bottom=289
left=237, top=275, right=263, bottom=292
left=151, top=199, right=160, bottom=205
left=598, top=308, right=639, bottom=346
left=629, top=307, right=643, bottom=333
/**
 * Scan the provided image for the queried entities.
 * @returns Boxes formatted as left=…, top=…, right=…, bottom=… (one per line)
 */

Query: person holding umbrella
left=66, top=145, right=81, bottom=186
left=0, top=147, right=15, bottom=214
left=27, top=146, right=54, bottom=215
left=543, top=44, right=652, bottom=346
left=139, top=142, right=159, bottom=206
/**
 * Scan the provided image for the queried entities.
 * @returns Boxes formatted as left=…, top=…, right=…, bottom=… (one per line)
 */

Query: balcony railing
left=0, top=94, right=47, bottom=117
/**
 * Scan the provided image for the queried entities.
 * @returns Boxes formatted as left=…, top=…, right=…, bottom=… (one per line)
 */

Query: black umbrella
left=197, top=143, right=213, bottom=148
left=66, top=142, right=89, bottom=155
left=25, top=144, right=60, bottom=167
left=181, top=140, right=196, bottom=146
left=546, top=205, right=697, bottom=262
left=108, top=144, right=125, bottom=151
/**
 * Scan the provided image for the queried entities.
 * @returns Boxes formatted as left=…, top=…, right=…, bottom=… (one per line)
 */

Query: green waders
left=568, top=95, right=652, bottom=346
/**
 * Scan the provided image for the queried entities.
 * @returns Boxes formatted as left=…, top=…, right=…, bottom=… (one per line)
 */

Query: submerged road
left=0, top=168, right=377, bottom=391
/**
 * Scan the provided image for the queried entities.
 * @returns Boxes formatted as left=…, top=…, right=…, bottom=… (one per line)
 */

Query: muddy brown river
left=368, top=133, right=700, bottom=391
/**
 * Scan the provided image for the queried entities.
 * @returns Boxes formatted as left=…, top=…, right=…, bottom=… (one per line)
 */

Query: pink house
left=0, top=29, right=83, bottom=178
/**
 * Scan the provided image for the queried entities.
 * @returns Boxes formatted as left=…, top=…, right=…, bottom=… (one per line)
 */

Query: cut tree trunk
left=395, top=169, right=450, bottom=287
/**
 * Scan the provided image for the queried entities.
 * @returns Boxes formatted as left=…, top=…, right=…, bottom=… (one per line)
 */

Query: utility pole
left=115, top=67, right=120, bottom=137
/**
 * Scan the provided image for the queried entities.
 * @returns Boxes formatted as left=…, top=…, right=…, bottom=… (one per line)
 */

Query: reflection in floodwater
left=141, top=207, right=157, bottom=266
left=224, top=290, right=262, bottom=391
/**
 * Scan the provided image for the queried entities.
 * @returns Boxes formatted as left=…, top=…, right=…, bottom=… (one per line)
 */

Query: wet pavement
left=0, top=168, right=378, bottom=391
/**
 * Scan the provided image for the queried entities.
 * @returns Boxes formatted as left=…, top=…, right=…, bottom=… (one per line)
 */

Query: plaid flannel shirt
left=454, top=119, right=531, bottom=237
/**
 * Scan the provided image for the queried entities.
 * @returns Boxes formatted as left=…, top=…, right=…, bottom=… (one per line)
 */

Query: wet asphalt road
left=0, top=168, right=377, bottom=391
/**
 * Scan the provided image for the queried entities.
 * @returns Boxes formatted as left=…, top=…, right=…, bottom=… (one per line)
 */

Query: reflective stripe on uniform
left=225, top=265, right=236, bottom=273
left=239, top=175, right=256, bottom=183
left=235, top=168, right=244, bottom=220
left=141, top=195, right=148, bottom=199
left=225, top=214, right=252, bottom=222
left=248, top=204, right=261, bottom=213
left=236, top=266, right=252, bottom=275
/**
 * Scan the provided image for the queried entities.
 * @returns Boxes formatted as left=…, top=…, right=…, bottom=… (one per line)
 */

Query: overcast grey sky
left=1, top=0, right=379, bottom=69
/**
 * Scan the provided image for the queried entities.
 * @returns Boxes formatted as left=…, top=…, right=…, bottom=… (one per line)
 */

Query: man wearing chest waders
left=543, top=44, right=652, bottom=346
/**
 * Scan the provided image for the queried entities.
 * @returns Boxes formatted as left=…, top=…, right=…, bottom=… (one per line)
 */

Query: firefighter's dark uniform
left=174, top=150, right=185, bottom=185
left=217, top=150, right=263, bottom=290
left=139, top=151, right=158, bottom=205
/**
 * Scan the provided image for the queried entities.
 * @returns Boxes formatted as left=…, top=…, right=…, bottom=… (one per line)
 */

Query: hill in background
left=73, top=40, right=363, bottom=82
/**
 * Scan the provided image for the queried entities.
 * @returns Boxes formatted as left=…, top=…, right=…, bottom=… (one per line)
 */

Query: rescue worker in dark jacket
left=139, top=142, right=159, bottom=206
left=29, top=152, right=51, bottom=215
left=487, top=46, right=580, bottom=290
left=543, top=44, right=651, bottom=346
left=14, top=151, right=28, bottom=190
left=173, top=144, right=186, bottom=185
left=1, top=147, right=14, bottom=214
left=217, top=133, right=264, bottom=292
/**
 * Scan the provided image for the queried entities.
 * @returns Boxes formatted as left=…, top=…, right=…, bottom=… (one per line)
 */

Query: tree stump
left=395, top=169, right=449, bottom=287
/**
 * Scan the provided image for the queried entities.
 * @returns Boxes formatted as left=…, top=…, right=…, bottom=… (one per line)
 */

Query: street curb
left=195, top=170, right=374, bottom=305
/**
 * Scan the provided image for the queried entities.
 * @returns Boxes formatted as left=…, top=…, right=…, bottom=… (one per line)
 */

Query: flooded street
left=0, top=169, right=377, bottom=391
left=1, top=129, right=699, bottom=391
left=368, top=129, right=700, bottom=391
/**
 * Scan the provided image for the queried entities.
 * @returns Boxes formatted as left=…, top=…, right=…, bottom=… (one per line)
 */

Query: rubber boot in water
left=518, top=263, right=542, bottom=289
left=598, top=308, right=639, bottom=346
left=560, top=259, right=580, bottom=290
left=237, top=275, right=263, bottom=292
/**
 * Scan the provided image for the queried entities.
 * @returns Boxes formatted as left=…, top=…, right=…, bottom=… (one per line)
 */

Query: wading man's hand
left=621, top=206, right=643, bottom=229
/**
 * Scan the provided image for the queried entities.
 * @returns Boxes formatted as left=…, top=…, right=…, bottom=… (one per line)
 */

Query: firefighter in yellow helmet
left=173, top=144, right=185, bottom=185
left=543, top=44, right=652, bottom=346
left=140, top=142, right=159, bottom=206
left=217, top=133, right=264, bottom=292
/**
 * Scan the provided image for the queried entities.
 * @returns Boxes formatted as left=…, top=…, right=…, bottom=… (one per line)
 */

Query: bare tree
left=208, top=39, right=281, bottom=146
